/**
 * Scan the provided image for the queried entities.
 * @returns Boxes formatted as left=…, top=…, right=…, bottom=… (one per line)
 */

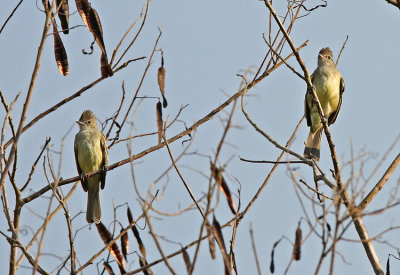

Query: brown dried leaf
left=103, top=261, right=115, bottom=275
left=156, top=101, right=163, bottom=144
left=120, top=228, right=129, bottom=261
left=211, top=164, right=237, bottom=215
left=139, top=256, right=154, bottom=275
left=52, top=23, right=69, bottom=76
left=56, top=0, right=69, bottom=34
left=292, top=224, right=302, bottom=261
left=206, top=224, right=216, bottom=259
left=212, top=215, right=232, bottom=275
left=96, top=222, right=126, bottom=272
left=181, top=246, right=191, bottom=274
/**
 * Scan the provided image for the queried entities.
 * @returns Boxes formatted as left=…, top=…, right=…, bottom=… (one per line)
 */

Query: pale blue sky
left=1, top=0, right=400, bottom=274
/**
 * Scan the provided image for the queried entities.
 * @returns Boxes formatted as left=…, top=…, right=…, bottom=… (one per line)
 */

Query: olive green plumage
left=74, top=110, right=108, bottom=223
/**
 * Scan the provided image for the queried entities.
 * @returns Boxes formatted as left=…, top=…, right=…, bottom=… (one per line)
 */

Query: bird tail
left=304, top=128, right=323, bottom=162
left=86, top=186, right=101, bottom=224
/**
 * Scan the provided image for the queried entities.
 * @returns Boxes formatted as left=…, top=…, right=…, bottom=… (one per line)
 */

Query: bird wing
left=304, top=74, right=314, bottom=127
left=74, top=139, right=88, bottom=192
left=328, top=76, right=345, bottom=125
left=100, top=133, right=108, bottom=190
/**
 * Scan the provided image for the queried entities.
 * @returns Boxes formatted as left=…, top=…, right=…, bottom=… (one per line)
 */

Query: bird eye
left=87, top=120, right=91, bottom=124
left=327, top=56, right=332, bottom=60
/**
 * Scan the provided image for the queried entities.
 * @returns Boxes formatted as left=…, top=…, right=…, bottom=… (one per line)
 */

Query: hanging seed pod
left=127, top=207, right=133, bottom=223
left=139, top=256, right=154, bottom=275
left=96, top=222, right=126, bottom=272
left=292, top=224, right=302, bottom=261
left=156, top=101, right=163, bottom=144
left=88, top=7, right=106, bottom=54
left=181, top=246, right=191, bottom=274
left=75, top=0, right=91, bottom=30
left=206, top=224, right=216, bottom=259
left=103, top=261, right=115, bottom=275
left=56, top=0, right=69, bottom=34
left=52, top=23, right=69, bottom=76
left=211, top=164, right=237, bottom=215
left=212, top=215, right=232, bottom=275
left=120, top=228, right=129, bottom=261
left=157, top=54, right=167, bottom=108
left=133, top=224, right=146, bottom=258
left=269, top=238, right=283, bottom=273
left=100, top=53, right=113, bottom=78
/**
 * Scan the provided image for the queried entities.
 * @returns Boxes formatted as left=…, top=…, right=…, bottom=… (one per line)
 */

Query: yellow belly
left=308, top=68, right=341, bottom=133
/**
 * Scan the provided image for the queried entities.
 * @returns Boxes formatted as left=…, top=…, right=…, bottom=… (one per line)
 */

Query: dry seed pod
left=75, top=0, right=91, bottom=30
left=133, top=224, right=146, bottom=258
left=52, top=23, right=69, bottom=76
left=95, top=222, right=126, bottom=272
left=139, top=256, right=154, bottom=275
left=120, top=228, right=129, bottom=261
left=181, top=246, right=191, bottom=273
left=103, top=261, right=115, bottom=275
left=212, top=215, right=232, bottom=275
left=270, top=237, right=283, bottom=273
left=127, top=207, right=147, bottom=258
left=157, top=58, right=167, bottom=108
left=292, top=224, right=302, bottom=261
left=56, top=0, right=69, bottom=34
left=206, top=224, right=216, bottom=259
left=88, top=7, right=106, bottom=54
left=156, top=101, right=163, bottom=144
left=100, top=53, right=113, bottom=78
left=211, top=164, right=237, bottom=215
left=127, top=207, right=134, bottom=223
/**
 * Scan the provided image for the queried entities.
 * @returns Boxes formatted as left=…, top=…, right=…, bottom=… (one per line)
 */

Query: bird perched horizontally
left=74, top=110, right=108, bottom=223
left=304, top=47, right=345, bottom=162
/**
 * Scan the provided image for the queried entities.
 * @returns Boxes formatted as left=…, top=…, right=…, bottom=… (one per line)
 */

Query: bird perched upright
left=304, top=47, right=345, bottom=161
left=74, top=110, right=108, bottom=223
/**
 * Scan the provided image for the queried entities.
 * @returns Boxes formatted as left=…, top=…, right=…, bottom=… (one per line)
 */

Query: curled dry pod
left=156, top=101, right=163, bottom=144
left=211, top=164, right=237, bottom=215
left=120, top=228, right=129, bottom=261
left=95, top=222, right=126, bottom=272
left=56, top=0, right=69, bottom=34
left=292, top=224, right=302, bottom=261
left=52, top=23, right=69, bottom=76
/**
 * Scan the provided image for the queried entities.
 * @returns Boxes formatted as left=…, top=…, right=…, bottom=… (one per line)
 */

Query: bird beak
left=76, top=121, right=84, bottom=125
